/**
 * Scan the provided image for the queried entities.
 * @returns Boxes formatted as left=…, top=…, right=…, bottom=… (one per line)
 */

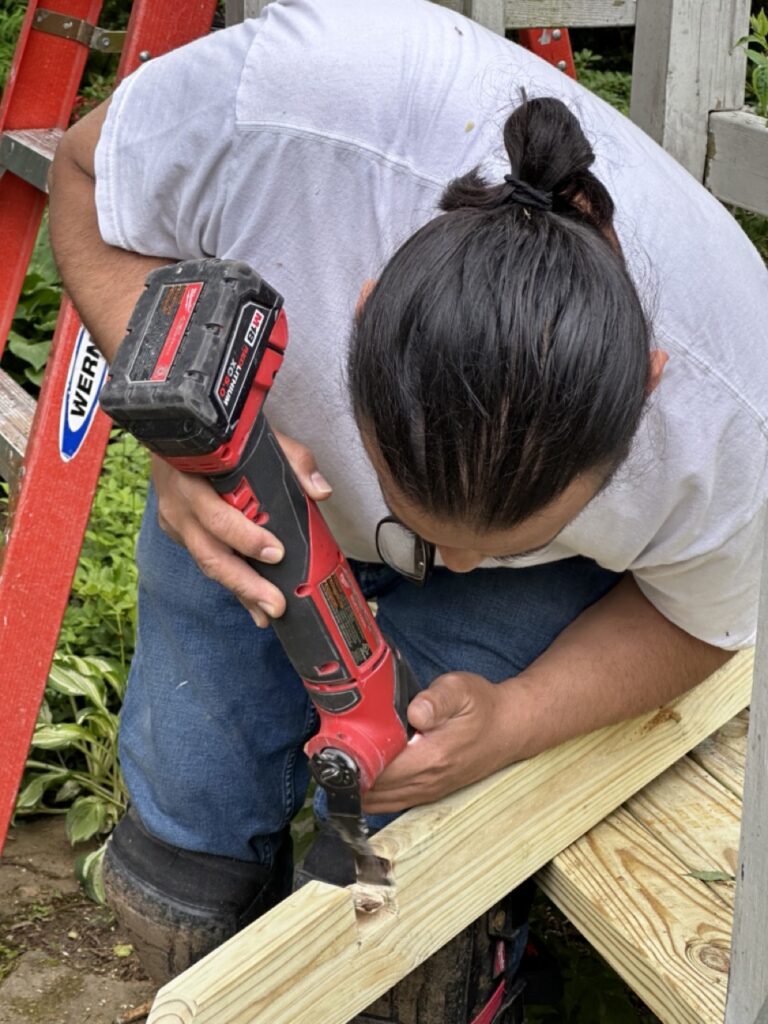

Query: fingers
left=274, top=429, right=332, bottom=501
left=407, top=674, right=471, bottom=732
left=149, top=431, right=333, bottom=626
left=151, top=456, right=287, bottom=624
left=183, top=520, right=286, bottom=623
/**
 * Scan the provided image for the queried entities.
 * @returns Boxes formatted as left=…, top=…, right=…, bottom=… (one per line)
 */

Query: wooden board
left=626, top=757, right=741, bottom=909
left=147, top=651, right=752, bottom=1024
left=539, top=808, right=733, bottom=1024
left=503, top=1, right=636, bottom=27
left=0, top=368, right=35, bottom=486
left=706, top=109, right=768, bottom=218
left=690, top=733, right=745, bottom=799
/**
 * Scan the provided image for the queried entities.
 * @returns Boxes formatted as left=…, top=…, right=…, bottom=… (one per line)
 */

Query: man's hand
left=152, top=429, right=332, bottom=627
left=362, top=577, right=732, bottom=815
left=362, top=672, right=518, bottom=813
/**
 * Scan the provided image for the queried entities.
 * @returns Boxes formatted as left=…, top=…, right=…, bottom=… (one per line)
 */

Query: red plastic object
left=0, top=0, right=218, bottom=853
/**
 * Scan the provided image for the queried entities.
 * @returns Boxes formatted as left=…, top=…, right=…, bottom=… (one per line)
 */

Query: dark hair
left=349, top=96, right=651, bottom=530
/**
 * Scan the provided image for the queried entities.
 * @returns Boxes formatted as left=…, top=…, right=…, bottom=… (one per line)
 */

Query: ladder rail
left=0, top=1, right=104, bottom=358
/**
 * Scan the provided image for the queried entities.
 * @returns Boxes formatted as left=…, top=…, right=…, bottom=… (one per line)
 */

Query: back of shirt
left=95, top=0, right=768, bottom=649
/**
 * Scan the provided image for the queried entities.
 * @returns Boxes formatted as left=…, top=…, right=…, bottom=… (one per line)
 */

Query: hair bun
left=440, top=95, right=614, bottom=231
left=504, top=95, right=614, bottom=228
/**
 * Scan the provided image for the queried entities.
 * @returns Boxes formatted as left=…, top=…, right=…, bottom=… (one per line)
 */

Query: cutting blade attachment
left=310, top=748, right=392, bottom=888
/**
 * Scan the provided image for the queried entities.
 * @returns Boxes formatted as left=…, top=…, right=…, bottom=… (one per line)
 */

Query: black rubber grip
left=212, top=414, right=347, bottom=684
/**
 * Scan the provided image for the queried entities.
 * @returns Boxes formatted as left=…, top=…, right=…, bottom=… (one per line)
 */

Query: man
left=49, top=1, right=767, bottom=1018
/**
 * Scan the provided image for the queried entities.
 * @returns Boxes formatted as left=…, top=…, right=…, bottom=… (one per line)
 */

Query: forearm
left=503, top=574, right=733, bottom=759
left=48, top=101, right=173, bottom=361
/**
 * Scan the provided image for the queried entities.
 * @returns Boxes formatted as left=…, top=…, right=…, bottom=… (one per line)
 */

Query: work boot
left=297, top=827, right=530, bottom=1023
left=102, top=806, right=293, bottom=984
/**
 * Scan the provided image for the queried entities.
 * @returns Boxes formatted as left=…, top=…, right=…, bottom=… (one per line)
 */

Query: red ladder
left=0, top=0, right=218, bottom=852
left=518, top=25, right=576, bottom=78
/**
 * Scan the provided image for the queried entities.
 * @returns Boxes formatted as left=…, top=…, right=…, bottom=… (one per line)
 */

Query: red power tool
left=100, top=258, right=418, bottom=886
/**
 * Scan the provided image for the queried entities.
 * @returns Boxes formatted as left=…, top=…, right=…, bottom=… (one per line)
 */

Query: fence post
left=630, top=0, right=750, bottom=180
left=465, top=1, right=505, bottom=34
left=725, top=523, right=768, bottom=1022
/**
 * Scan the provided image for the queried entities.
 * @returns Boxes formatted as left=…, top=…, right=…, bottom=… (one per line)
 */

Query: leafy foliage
left=4, top=222, right=61, bottom=391
left=573, top=50, right=632, bottom=115
left=736, top=9, right=768, bottom=118
left=14, top=433, right=149, bottom=851
left=0, top=0, right=24, bottom=91
left=734, top=207, right=768, bottom=260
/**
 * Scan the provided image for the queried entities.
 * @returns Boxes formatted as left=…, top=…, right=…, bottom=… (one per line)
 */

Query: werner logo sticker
left=59, top=327, right=108, bottom=462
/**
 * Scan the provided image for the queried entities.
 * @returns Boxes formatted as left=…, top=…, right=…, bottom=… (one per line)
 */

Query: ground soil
left=0, top=818, right=154, bottom=1024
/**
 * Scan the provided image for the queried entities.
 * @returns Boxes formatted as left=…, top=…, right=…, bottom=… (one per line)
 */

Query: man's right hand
left=151, top=430, right=332, bottom=627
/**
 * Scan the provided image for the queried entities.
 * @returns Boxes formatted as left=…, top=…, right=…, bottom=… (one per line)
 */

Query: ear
left=355, top=278, right=376, bottom=318
left=647, top=349, right=669, bottom=396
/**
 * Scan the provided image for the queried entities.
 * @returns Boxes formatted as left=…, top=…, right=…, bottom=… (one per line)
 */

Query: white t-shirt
left=95, top=0, right=768, bottom=650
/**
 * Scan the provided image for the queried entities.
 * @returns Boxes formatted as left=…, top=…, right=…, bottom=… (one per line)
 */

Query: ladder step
left=0, top=128, right=63, bottom=193
left=0, top=368, right=35, bottom=485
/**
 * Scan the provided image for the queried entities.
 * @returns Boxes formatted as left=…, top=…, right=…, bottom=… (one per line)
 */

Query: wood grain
left=540, top=808, right=733, bottom=1024
left=148, top=652, right=752, bottom=1024
left=503, top=0, right=636, bottom=27
left=626, top=756, right=741, bottom=909
left=630, top=0, right=750, bottom=179
left=690, top=733, right=745, bottom=799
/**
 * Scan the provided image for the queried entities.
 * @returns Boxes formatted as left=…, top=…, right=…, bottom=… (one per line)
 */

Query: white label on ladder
left=59, top=327, right=108, bottom=462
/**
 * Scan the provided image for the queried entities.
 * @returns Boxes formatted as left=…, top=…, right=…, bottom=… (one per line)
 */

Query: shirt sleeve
left=634, top=503, right=766, bottom=651
left=94, top=21, right=260, bottom=260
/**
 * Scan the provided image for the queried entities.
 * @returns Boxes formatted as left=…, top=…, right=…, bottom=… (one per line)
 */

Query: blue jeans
left=120, top=485, right=620, bottom=868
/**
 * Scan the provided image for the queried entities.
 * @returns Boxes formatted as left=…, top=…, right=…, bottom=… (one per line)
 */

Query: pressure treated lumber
left=690, top=730, right=745, bottom=799
left=540, top=807, right=734, bottom=1024
left=538, top=724, right=748, bottom=1023
left=148, top=650, right=752, bottom=1024
left=625, top=757, right=741, bottom=910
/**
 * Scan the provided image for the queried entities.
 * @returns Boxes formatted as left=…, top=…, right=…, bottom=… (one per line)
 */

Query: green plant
left=16, top=655, right=128, bottom=839
left=573, top=49, right=632, bottom=115
left=735, top=207, right=768, bottom=261
left=0, top=0, right=24, bottom=91
left=736, top=9, right=768, bottom=119
left=5, top=222, right=61, bottom=392
left=14, top=432, right=149, bottom=852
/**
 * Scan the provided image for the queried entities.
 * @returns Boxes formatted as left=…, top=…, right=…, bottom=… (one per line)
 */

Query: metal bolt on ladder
left=0, top=0, right=219, bottom=853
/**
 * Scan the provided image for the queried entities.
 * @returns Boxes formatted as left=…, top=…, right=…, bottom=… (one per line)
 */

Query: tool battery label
left=147, top=282, right=203, bottom=382
left=320, top=568, right=373, bottom=667
left=127, top=282, right=203, bottom=383
left=59, top=327, right=108, bottom=463
left=213, top=302, right=269, bottom=423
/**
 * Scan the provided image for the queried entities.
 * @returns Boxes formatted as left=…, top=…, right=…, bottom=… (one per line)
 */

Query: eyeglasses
left=375, top=516, right=435, bottom=585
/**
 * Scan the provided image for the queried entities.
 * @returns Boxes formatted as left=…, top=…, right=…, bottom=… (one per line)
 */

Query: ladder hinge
left=33, top=9, right=125, bottom=53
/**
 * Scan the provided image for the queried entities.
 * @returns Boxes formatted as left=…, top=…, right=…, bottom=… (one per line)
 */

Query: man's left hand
left=362, top=672, right=518, bottom=813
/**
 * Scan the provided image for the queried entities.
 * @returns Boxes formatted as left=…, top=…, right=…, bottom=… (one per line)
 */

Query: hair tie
left=502, top=174, right=553, bottom=212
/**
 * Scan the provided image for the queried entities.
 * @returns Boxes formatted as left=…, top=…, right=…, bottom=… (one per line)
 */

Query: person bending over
left=48, top=1, right=767, bottom=1018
